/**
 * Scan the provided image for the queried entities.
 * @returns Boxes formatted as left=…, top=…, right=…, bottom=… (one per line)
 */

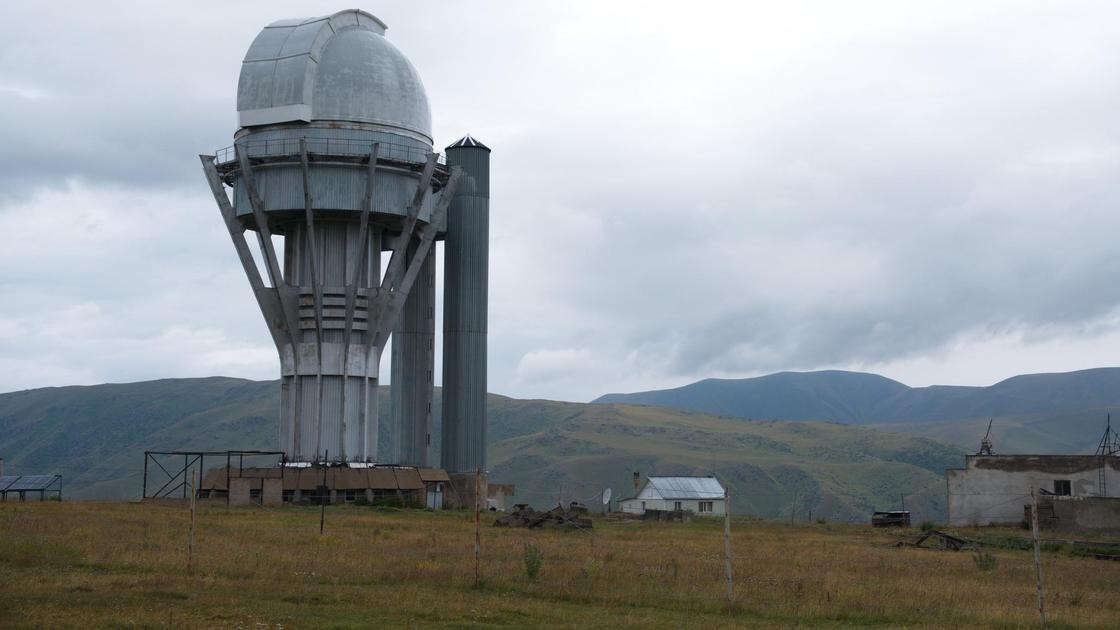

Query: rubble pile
left=493, top=504, right=593, bottom=530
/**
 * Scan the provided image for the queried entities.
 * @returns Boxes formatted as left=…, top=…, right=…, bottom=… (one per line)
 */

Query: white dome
left=236, top=9, right=432, bottom=143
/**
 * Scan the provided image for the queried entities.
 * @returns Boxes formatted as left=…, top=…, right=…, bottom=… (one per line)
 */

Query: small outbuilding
left=618, top=476, right=726, bottom=517
left=947, top=454, right=1120, bottom=527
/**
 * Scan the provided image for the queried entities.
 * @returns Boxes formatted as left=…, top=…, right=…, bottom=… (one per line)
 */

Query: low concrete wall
left=1041, top=497, right=1120, bottom=532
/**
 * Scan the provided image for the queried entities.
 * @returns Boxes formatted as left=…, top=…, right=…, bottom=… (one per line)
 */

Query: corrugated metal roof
left=284, top=468, right=323, bottom=491
left=647, top=476, right=725, bottom=500
left=329, top=468, right=371, bottom=490
left=393, top=468, right=424, bottom=490
left=367, top=468, right=399, bottom=489
left=446, top=135, right=490, bottom=151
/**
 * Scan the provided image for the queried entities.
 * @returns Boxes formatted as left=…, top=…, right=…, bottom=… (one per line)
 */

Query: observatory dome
left=237, top=9, right=432, bottom=144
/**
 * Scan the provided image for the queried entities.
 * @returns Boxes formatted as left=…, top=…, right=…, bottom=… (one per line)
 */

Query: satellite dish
left=601, top=488, right=612, bottom=505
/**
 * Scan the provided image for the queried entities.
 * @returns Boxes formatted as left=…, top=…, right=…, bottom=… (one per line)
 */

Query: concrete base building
left=200, top=465, right=435, bottom=506
left=947, top=455, right=1120, bottom=526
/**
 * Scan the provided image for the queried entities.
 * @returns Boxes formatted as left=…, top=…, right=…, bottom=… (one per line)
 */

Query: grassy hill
left=490, top=403, right=960, bottom=522
left=0, top=377, right=960, bottom=521
left=595, top=368, right=1120, bottom=454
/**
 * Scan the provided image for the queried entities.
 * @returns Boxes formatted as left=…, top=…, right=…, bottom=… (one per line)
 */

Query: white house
left=618, top=476, right=726, bottom=517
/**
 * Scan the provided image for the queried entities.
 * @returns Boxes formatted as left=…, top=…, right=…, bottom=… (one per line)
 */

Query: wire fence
left=215, top=136, right=443, bottom=166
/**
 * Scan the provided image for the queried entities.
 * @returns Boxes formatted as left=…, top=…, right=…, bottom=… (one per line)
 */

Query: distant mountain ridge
left=597, top=371, right=909, bottom=423
left=0, top=376, right=961, bottom=521
left=594, top=367, right=1120, bottom=428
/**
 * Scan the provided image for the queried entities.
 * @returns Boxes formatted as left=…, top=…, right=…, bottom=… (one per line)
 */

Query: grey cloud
left=3, top=1, right=1120, bottom=402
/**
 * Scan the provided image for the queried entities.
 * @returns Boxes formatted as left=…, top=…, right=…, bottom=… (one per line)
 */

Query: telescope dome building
left=200, top=9, right=489, bottom=487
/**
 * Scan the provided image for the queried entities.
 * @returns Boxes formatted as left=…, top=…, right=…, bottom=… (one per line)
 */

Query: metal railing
left=215, top=136, right=443, bottom=166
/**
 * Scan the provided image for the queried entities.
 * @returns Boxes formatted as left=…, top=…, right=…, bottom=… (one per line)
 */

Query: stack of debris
left=493, top=504, right=593, bottom=530
left=642, top=508, right=691, bottom=523
left=872, top=511, right=911, bottom=527
left=896, top=530, right=977, bottom=551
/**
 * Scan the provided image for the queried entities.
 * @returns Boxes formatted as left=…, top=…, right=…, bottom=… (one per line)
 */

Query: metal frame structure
left=141, top=450, right=284, bottom=505
left=1095, top=413, right=1120, bottom=496
left=0, top=474, right=62, bottom=501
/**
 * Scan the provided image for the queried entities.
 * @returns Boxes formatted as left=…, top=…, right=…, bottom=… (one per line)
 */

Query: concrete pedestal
left=262, top=478, right=283, bottom=506
left=229, top=477, right=253, bottom=506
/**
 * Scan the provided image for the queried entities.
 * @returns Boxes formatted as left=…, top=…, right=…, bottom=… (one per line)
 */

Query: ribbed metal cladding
left=277, top=218, right=385, bottom=462
left=390, top=241, right=435, bottom=466
left=441, top=141, right=489, bottom=472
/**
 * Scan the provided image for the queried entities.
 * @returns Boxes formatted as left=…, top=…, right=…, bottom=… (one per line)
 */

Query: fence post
left=1030, top=488, right=1046, bottom=627
left=188, top=469, right=196, bottom=574
left=474, top=467, right=481, bottom=588
left=319, top=452, right=328, bottom=535
left=723, top=487, right=733, bottom=609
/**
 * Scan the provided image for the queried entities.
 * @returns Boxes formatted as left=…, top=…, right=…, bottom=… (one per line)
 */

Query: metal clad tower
left=442, top=136, right=490, bottom=473
left=200, top=9, right=483, bottom=467
left=390, top=240, right=435, bottom=466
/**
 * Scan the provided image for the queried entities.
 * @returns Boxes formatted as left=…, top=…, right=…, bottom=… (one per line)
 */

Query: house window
left=674, top=501, right=682, bottom=511
left=699, top=501, right=713, bottom=513
left=1053, top=480, right=1071, bottom=496
left=641, top=501, right=646, bottom=511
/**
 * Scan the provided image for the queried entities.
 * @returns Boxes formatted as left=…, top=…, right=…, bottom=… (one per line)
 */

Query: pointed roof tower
left=446, top=135, right=490, bottom=151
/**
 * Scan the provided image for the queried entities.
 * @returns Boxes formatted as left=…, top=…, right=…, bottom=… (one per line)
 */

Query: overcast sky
left=2, top=1, right=1119, bottom=401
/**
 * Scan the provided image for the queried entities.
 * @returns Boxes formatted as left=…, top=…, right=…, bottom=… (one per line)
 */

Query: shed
left=618, top=476, right=726, bottom=517
left=486, top=483, right=516, bottom=511
left=419, top=468, right=449, bottom=509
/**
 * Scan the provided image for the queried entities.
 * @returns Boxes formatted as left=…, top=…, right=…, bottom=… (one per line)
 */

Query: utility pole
left=1030, top=488, right=1046, bottom=628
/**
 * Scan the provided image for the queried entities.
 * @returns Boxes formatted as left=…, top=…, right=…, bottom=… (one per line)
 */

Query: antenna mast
left=1097, top=413, right=1119, bottom=496
left=978, top=418, right=994, bottom=455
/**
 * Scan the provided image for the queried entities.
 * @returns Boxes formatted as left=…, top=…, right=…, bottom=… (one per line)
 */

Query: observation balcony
left=213, top=136, right=450, bottom=188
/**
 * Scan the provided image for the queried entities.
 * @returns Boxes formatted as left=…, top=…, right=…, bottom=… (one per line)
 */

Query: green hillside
left=869, top=408, right=1116, bottom=455
left=0, top=377, right=960, bottom=521
left=490, top=403, right=960, bottom=523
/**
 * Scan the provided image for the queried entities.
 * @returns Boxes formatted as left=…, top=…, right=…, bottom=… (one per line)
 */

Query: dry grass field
left=1, top=501, right=1118, bottom=628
